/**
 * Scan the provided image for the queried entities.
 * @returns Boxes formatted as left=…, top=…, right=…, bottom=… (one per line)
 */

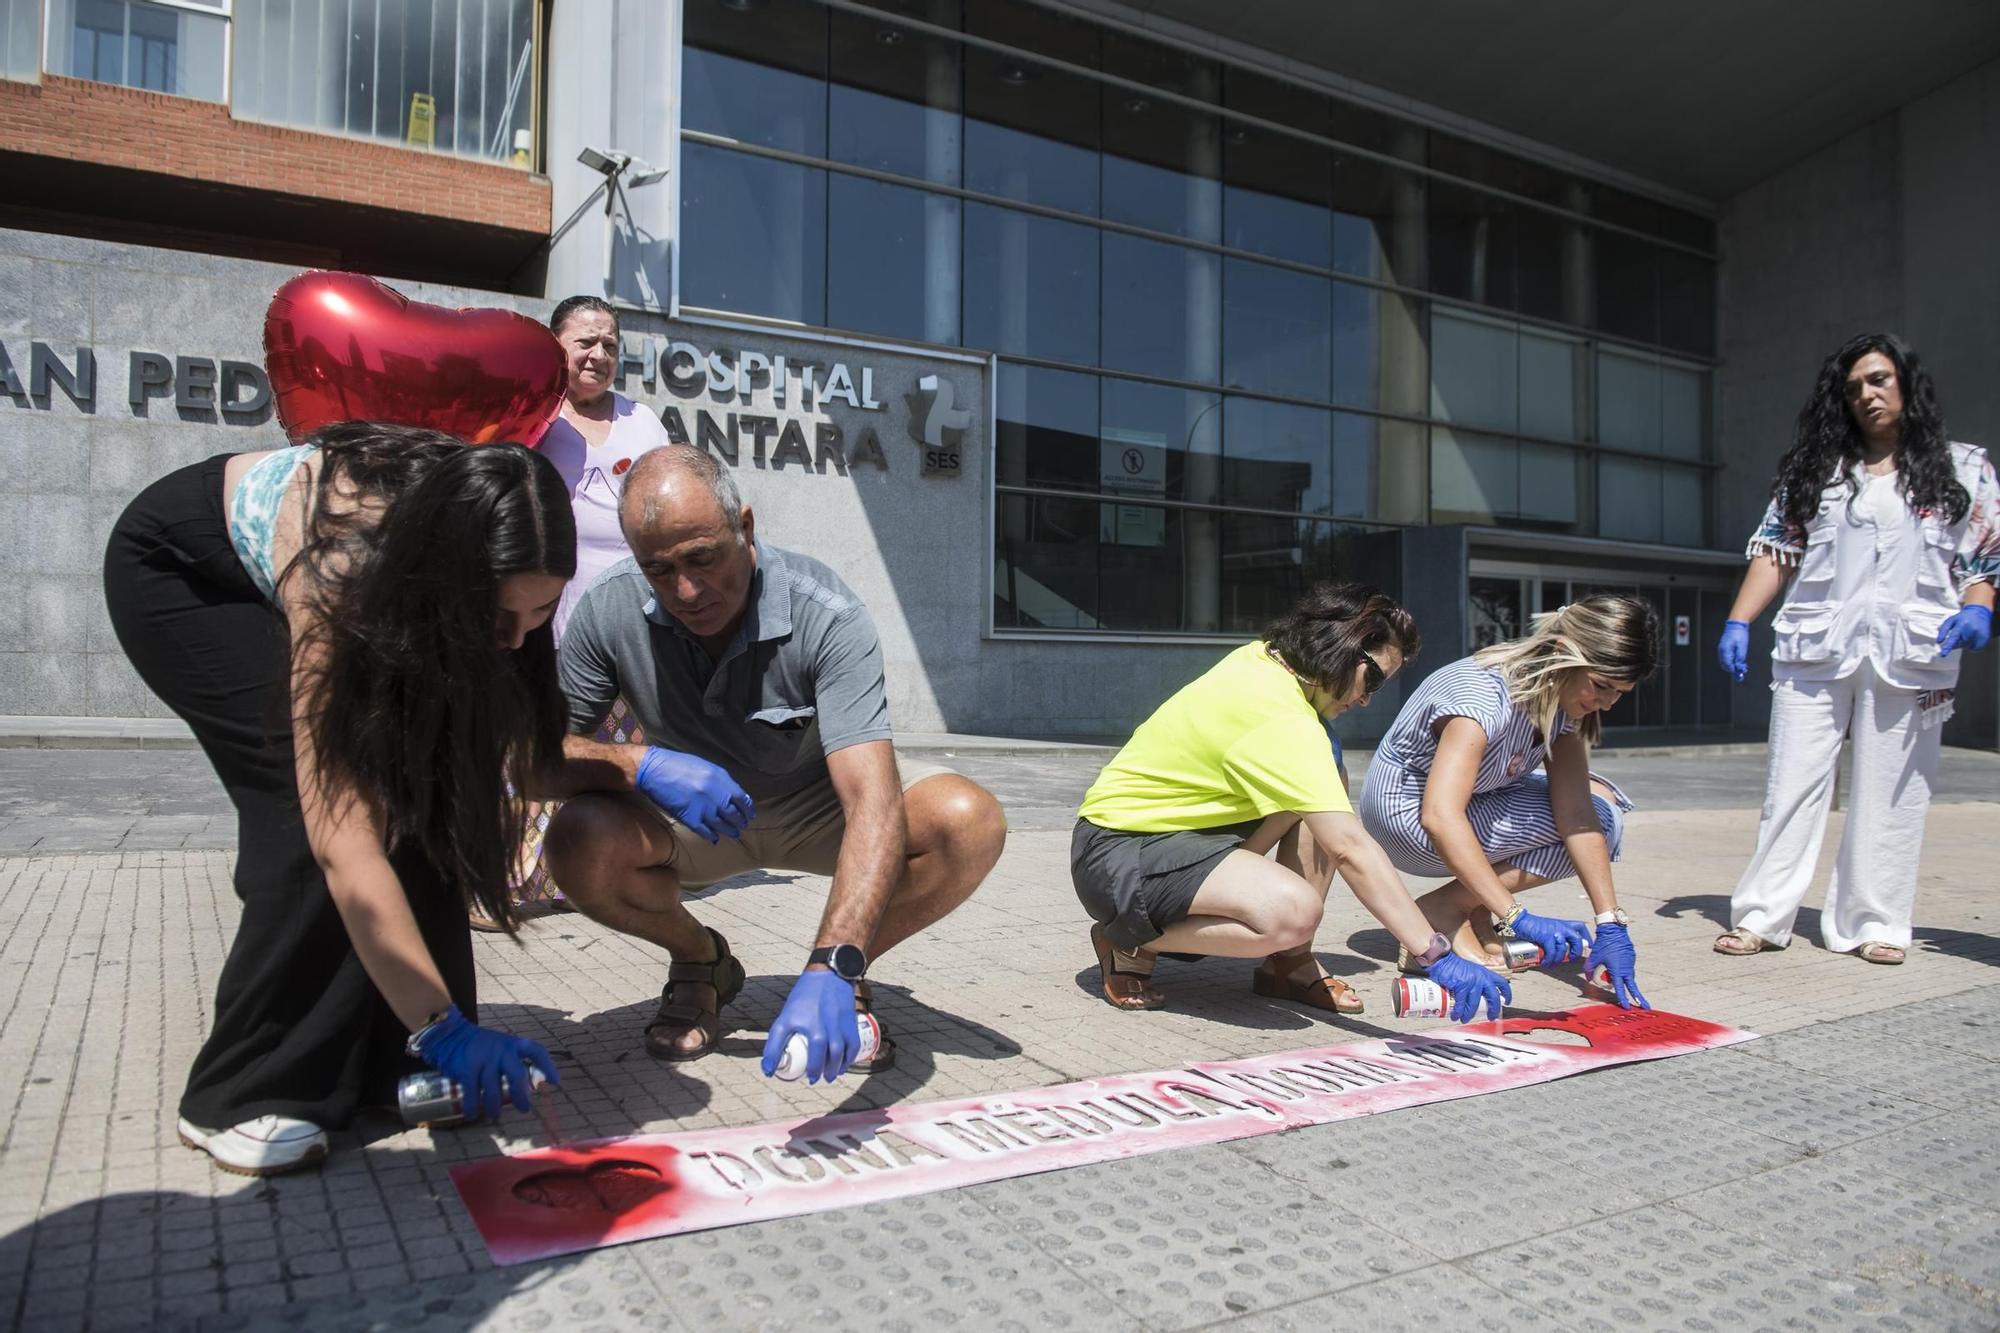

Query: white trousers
left=1729, top=659, right=1941, bottom=951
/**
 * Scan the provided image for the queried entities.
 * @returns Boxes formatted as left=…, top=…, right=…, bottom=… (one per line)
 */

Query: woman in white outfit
left=1716, top=333, right=1998, bottom=964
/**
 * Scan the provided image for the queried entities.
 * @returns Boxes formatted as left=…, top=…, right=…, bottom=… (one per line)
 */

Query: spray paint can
left=1502, top=939, right=1545, bottom=971
left=773, top=1013, right=882, bottom=1081
left=1392, top=977, right=1450, bottom=1019
left=398, top=1065, right=547, bottom=1128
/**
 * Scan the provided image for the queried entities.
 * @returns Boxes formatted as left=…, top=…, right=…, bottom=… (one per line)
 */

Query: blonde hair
left=1473, top=595, right=1660, bottom=746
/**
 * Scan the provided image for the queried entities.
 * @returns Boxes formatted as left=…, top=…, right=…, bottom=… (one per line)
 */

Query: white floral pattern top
left=226, top=445, right=316, bottom=602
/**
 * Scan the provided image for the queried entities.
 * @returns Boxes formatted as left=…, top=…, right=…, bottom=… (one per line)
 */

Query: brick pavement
left=0, top=748, right=1996, bottom=1330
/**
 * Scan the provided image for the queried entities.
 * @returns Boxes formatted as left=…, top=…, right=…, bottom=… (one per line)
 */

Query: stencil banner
left=454, top=1005, right=1752, bottom=1265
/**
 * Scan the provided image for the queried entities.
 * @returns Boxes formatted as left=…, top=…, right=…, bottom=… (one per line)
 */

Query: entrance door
left=1468, top=564, right=1736, bottom=731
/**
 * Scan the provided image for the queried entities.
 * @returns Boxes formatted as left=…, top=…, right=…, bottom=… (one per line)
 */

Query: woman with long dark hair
left=102, top=422, right=576, bottom=1174
left=1359, top=596, right=1661, bottom=1009
left=1072, top=582, right=1510, bottom=1023
left=1715, top=333, right=1997, bottom=963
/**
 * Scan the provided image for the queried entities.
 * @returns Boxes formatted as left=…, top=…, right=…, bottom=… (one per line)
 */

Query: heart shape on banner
left=263, top=271, right=566, bottom=447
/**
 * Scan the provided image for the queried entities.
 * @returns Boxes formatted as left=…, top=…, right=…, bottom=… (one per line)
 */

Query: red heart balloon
left=263, top=271, right=566, bottom=447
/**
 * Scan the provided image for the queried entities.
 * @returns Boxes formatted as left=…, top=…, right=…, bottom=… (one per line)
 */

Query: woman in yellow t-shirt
left=1072, top=583, right=1511, bottom=1023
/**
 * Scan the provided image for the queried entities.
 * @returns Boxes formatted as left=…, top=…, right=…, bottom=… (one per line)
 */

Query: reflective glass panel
left=1222, top=70, right=1333, bottom=267
left=1519, top=329, right=1584, bottom=441
left=828, top=6, right=961, bottom=184
left=1662, top=465, right=1705, bottom=546
left=1661, top=364, right=1706, bottom=460
left=1428, top=181, right=1516, bottom=310
left=1517, top=442, right=1581, bottom=525
left=964, top=48, right=1099, bottom=215
left=1514, top=204, right=1578, bottom=324
left=1598, top=456, right=1663, bottom=543
left=1332, top=413, right=1427, bottom=525
left=1101, top=233, right=1220, bottom=384
left=678, top=144, right=827, bottom=325
left=1430, top=310, right=1518, bottom=434
left=1224, top=397, right=1330, bottom=515
left=682, top=0, right=827, bottom=155
left=963, top=203, right=1100, bottom=365
left=1333, top=283, right=1427, bottom=416
left=1101, top=377, right=1222, bottom=505
left=1594, top=229, right=1660, bottom=344
left=1596, top=349, right=1662, bottom=453
left=0, top=0, right=33, bottom=81
left=995, top=362, right=1097, bottom=493
left=53, top=0, right=227, bottom=101
left=1223, top=259, right=1331, bottom=401
left=1430, top=426, right=1515, bottom=524
left=1332, top=154, right=1417, bottom=285
left=827, top=175, right=959, bottom=345
left=1221, top=514, right=1320, bottom=631
left=993, top=492, right=1103, bottom=630
left=1660, top=248, right=1716, bottom=356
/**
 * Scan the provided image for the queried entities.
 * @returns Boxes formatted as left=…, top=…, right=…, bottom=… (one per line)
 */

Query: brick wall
left=0, top=75, right=549, bottom=235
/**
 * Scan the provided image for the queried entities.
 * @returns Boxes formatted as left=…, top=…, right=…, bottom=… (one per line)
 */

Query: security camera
left=577, top=145, right=630, bottom=176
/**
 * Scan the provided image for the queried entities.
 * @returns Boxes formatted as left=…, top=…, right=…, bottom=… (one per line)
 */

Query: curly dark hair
left=1772, top=332, right=1967, bottom=538
left=1265, top=582, right=1420, bottom=702
left=283, top=422, right=577, bottom=933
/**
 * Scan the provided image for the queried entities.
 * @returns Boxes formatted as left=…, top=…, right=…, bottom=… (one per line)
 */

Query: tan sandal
left=1714, top=927, right=1778, bottom=956
left=1090, top=923, right=1165, bottom=1011
left=1253, top=946, right=1364, bottom=1015
left=850, top=979, right=898, bottom=1072
left=1856, top=941, right=1906, bottom=965
left=645, top=925, right=745, bottom=1061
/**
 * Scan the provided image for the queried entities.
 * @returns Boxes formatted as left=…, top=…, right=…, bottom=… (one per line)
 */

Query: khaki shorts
left=633, top=754, right=956, bottom=888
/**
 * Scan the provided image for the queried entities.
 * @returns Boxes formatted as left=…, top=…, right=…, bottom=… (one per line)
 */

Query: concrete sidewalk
left=1, top=748, right=1998, bottom=1330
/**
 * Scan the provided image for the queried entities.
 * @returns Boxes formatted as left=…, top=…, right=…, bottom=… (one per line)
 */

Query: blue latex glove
left=1584, top=922, right=1650, bottom=1010
left=1937, top=605, right=1993, bottom=658
left=1426, top=952, right=1513, bottom=1023
left=415, top=1006, right=559, bottom=1121
left=1717, top=619, right=1751, bottom=682
left=1505, top=910, right=1592, bottom=967
left=760, top=968, right=861, bottom=1084
left=634, top=747, right=754, bottom=843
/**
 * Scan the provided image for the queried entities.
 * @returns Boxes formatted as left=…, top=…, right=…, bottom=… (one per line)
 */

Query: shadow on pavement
left=1912, top=925, right=2000, bottom=968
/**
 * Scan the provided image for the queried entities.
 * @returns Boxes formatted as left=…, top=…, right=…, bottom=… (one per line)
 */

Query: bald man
left=546, top=446, right=1006, bottom=1083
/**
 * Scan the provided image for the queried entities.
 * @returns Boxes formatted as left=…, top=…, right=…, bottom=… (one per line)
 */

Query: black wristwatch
left=808, top=944, right=868, bottom=981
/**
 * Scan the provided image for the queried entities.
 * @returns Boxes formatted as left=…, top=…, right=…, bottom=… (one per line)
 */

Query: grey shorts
left=1070, top=816, right=1264, bottom=952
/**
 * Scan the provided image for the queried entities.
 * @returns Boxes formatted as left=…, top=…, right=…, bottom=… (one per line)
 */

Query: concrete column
left=923, top=40, right=962, bottom=345
left=1182, top=74, right=1223, bottom=631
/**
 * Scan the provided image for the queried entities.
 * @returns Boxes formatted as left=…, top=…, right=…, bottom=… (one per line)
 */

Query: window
left=234, top=0, right=535, bottom=164
left=46, top=0, right=226, bottom=101
left=1, top=0, right=34, bottom=81
left=667, top=0, right=1723, bottom=634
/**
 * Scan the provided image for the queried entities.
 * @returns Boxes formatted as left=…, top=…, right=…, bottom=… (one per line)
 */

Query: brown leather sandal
left=849, top=979, right=898, bottom=1073
left=1090, top=923, right=1166, bottom=1011
left=644, top=925, right=745, bottom=1061
left=1253, top=947, right=1364, bottom=1015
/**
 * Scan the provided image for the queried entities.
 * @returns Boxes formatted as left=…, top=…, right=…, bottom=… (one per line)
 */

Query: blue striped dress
left=1358, top=658, right=1632, bottom=881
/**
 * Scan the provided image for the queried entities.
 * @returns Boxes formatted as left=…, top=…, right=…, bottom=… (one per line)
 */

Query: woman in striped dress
left=1358, top=596, right=1660, bottom=1009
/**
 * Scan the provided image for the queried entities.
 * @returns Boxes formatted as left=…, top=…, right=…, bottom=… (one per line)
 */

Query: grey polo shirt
left=558, top=544, right=894, bottom=801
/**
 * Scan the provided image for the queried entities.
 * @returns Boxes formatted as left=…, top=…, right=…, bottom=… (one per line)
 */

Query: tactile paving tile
left=1817, top=989, right=2000, bottom=1062
left=1828, top=1105, right=2000, bottom=1212
left=1670, top=1151, right=2000, bottom=1306
left=623, top=1186, right=1125, bottom=1332
left=1220, top=1260, right=1576, bottom=1332
left=1570, top=1041, right=1945, bottom=1151
left=1735, top=1021, right=2000, bottom=1110
left=963, top=1141, right=1436, bottom=1328
left=1460, top=1202, right=1994, bottom=1331
left=191, top=1251, right=685, bottom=1333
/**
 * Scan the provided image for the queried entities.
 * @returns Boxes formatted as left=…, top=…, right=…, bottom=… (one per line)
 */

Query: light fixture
left=718, top=0, right=759, bottom=11
left=577, top=145, right=630, bottom=177
left=875, top=27, right=904, bottom=45
left=1123, top=96, right=1151, bottom=114
left=999, top=62, right=1030, bottom=87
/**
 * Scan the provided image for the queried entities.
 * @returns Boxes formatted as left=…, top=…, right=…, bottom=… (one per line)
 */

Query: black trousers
left=102, top=454, right=477, bottom=1129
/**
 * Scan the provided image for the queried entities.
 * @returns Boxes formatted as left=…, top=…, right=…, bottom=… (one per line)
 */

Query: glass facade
left=677, top=0, right=1721, bottom=636
left=44, top=0, right=227, bottom=102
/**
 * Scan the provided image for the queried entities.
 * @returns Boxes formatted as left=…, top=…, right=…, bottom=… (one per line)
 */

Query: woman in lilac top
left=502, top=296, right=671, bottom=919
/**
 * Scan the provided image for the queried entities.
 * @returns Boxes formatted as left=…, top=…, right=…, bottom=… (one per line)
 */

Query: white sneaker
left=177, top=1115, right=329, bottom=1176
